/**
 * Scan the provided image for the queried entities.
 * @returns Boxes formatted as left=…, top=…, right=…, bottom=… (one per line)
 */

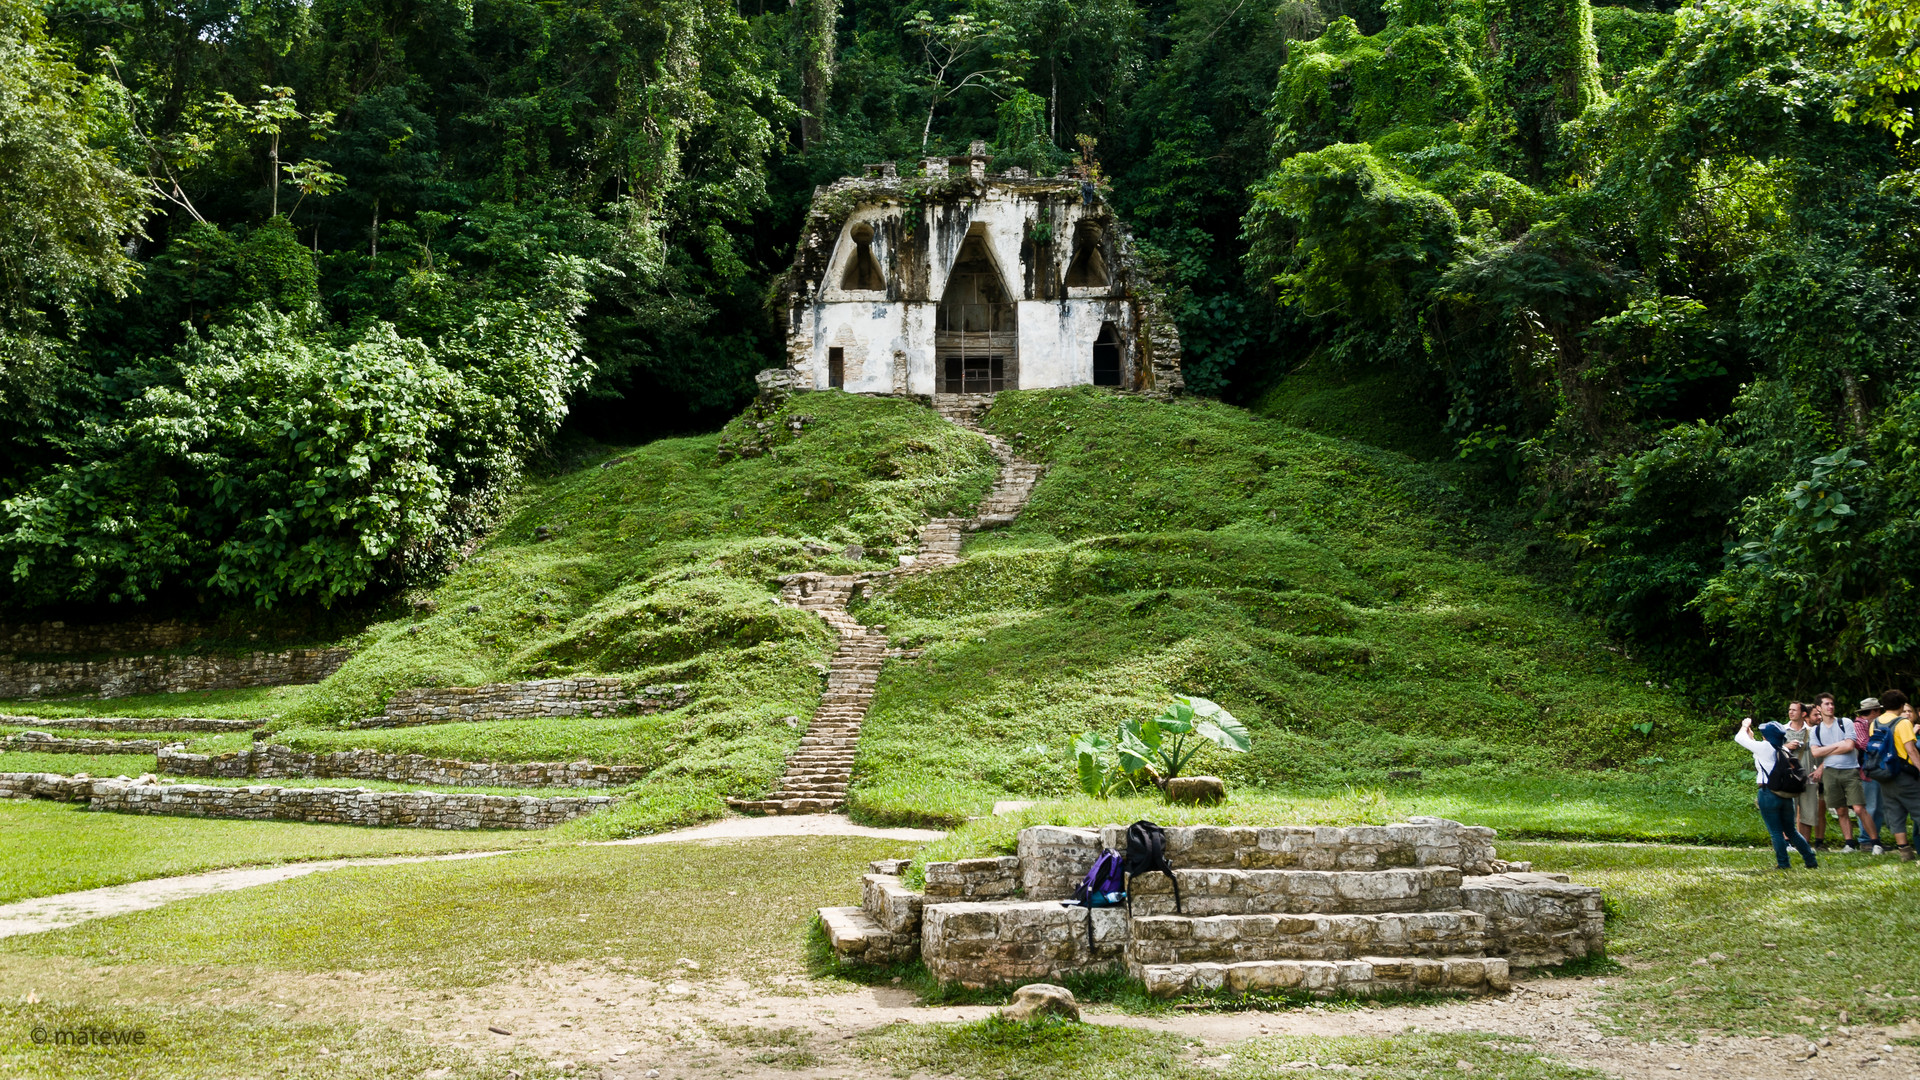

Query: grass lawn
left=0, top=799, right=546, bottom=904
left=0, top=685, right=314, bottom=721
left=1, top=836, right=914, bottom=986
left=1507, top=840, right=1920, bottom=1035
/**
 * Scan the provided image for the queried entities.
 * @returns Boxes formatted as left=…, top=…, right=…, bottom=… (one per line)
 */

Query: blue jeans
left=1759, top=788, right=1819, bottom=869
left=1864, top=778, right=1886, bottom=835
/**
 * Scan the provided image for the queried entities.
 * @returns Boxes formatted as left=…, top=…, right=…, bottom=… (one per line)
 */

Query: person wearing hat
left=1855, top=696, right=1888, bottom=844
left=1869, top=691, right=1920, bottom=862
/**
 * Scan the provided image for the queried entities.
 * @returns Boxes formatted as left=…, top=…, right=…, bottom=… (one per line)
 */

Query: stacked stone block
left=0, top=648, right=353, bottom=700
left=0, top=716, right=257, bottom=733
left=822, top=818, right=1603, bottom=999
left=3, top=733, right=174, bottom=755
left=0, top=772, right=610, bottom=829
left=158, top=744, right=647, bottom=788
left=354, top=678, right=688, bottom=728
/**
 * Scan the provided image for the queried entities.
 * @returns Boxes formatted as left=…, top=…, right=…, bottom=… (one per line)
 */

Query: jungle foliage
left=1244, top=0, right=1920, bottom=694
left=0, top=0, right=1913, bottom=701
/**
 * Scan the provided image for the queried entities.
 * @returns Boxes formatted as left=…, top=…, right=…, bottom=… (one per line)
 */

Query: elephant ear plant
left=1073, top=696, right=1251, bottom=798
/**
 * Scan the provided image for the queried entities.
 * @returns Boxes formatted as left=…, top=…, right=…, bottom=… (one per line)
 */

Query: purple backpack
left=1068, top=849, right=1127, bottom=949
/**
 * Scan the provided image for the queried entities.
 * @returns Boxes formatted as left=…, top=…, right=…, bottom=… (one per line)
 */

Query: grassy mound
left=179, top=384, right=1758, bottom=841
left=256, top=392, right=994, bottom=832
left=847, top=388, right=1729, bottom=829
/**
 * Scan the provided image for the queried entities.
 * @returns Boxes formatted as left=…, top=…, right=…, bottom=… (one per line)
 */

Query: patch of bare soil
left=16, top=955, right=1911, bottom=1080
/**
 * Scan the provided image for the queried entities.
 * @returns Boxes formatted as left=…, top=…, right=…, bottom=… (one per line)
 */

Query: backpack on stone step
left=1067, top=847, right=1128, bottom=950
left=1122, top=819, right=1181, bottom=914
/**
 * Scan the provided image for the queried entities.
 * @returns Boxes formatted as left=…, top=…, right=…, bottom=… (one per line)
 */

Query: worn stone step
left=1133, top=955, right=1509, bottom=999
left=1128, top=866, right=1464, bottom=917
left=1127, top=910, right=1489, bottom=965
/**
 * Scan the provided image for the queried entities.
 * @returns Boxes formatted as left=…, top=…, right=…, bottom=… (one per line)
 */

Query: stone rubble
left=0, top=772, right=610, bottom=829
left=730, top=392, right=1043, bottom=815
left=820, top=819, right=1605, bottom=999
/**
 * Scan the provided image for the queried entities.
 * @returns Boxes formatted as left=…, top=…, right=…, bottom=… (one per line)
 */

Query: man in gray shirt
left=1812, top=693, right=1882, bottom=854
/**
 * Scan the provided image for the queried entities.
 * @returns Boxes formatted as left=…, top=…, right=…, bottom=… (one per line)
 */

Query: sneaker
left=1902, top=847, right=1917, bottom=863
left=1839, top=843, right=1859, bottom=854
left=1873, top=844, right=1886, bottom=855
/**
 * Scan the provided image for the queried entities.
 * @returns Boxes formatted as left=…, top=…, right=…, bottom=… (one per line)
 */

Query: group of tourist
left=1735, top=690, right=1920, bottom=870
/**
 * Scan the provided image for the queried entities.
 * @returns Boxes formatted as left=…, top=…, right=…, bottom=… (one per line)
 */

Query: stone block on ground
left=820, top=907, right=900, bottom=962
left=1128, top=866, right=1464, bottom=917
left=1164, top=776, right=1226, bottom=805
left=869, top=858, right=912, bottom=875
left=999, top=984, right=1080, bottom=1023
left=862, top=874, right=926, bottom=934
left=1097, top=818, right=1498, bottom=873
left=1135, top=955, right=1510, bottom=998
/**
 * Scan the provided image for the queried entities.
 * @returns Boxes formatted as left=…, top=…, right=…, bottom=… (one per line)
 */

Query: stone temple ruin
left=822, top=819, right=1605, bottom=997
left=774, top=144, right=1184, bottom=397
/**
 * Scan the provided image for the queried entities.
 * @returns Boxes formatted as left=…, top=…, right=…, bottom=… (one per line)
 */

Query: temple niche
left=776, top=144, right=1184, bottom=397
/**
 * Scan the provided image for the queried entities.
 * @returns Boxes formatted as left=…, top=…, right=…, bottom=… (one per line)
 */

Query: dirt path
left=0, top=850, right=510, bottom=939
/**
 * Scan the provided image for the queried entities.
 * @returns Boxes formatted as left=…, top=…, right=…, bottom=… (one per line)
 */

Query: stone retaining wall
left=158, top=744, right=647, bottom=788
left=0, top=716, right=258, bottom=733
left=857, top=874, right=927, bottom=963
left=2, top=734, right=173, bottom=755
left=0, top=772, right=610, bottom=829
left=351, top=679, right=690, bottom=727
left=0, top=648, right=353, bottom=700
left=0, top=619, right=202, bottom=656
left=1129, top=866, right=1465, bottom=917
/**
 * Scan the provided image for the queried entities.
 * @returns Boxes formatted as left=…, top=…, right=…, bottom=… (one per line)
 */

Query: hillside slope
left=257, top=387, right=1730, bottom=836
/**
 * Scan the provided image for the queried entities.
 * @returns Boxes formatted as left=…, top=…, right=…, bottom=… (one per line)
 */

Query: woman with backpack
left=1736, top=716, right=1819, bottom=871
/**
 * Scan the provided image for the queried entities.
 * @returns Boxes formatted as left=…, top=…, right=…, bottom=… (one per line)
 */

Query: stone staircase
left=822, top=820, right=1605, bottom=999
left=731, top=392, right=1044, bottom=814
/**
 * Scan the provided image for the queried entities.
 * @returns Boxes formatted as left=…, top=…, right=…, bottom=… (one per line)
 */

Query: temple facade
left=776, top=146, right=1183, bottom=397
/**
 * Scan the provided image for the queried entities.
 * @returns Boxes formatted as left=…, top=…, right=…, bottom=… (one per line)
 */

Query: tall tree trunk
left=800, top=0, right=840, bottom=149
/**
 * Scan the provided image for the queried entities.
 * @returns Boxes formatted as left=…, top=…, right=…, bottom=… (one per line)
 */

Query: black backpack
left=1766, top=744, right=1808, bottom=795
left=1122, top=819, right=1182, bottom=914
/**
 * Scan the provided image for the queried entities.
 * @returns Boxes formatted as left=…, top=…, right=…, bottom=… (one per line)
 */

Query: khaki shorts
left=1821, top=767, right=1866, bottom=808
left=1795, top=781, right=1823, bottom=826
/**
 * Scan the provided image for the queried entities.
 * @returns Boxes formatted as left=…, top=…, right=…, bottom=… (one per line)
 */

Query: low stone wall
left=352, top=679, right=691, bottom=728
left=2, top=733, right=173, bottom=755
left=0, top=772, right=611, bottom=829
left=923, top=856, right=1021, bottom=899
left=1018, top=826, right=1105, bottom=900
left=0, top=648, right=353, bottom=700
left=920, top=901, right=1128, bottom=989
left=158, top=744, right=647, bottom=789
left=1095, top=819, right=1500, bottom=874
left=0, top=716, right=258, bottom=733
left=0, top=619, right=202, bottom=656
left=1461, top=872, right=1606, bottom=967
left=0, top=772, right=97, bottom=801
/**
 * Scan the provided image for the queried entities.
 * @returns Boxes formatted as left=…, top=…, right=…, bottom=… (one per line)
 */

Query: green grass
left=0, top=799, right=544, bottom=903
left=1250, top=357, right=1454, bottom=460
left=843, top=388, right=1728, bottom=827
left=1506, top=840, right=1920, bottom=1035
left=856, top=1021, right=1600, bottom=1079
left=1, top=835, right=915, bottom=986
left=0, top=752, right=159, bottom=777
left=0, top=685, right=312, bottom=721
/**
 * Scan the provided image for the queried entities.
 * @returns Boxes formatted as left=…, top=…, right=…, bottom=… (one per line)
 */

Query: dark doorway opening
left=943, top=354, right=1007, bottom=394
left=1093, top=322, right=1121, bottom=386
left=828, top=347, right=845, bottom=389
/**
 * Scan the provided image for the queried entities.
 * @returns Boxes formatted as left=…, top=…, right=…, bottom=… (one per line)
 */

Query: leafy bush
left=0, top=264, right=591, bottom=609
left=1072, top=695, right=1250, bottom=796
